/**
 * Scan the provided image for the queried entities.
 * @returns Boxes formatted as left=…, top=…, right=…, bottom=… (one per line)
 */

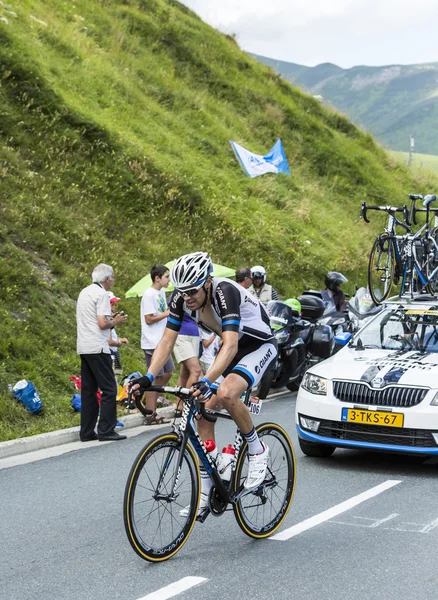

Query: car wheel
left=298, top=438, right=335, bottom=457
left=286, top=380, right=300, bottom=392
left=256, top=368, right=275, bottom=400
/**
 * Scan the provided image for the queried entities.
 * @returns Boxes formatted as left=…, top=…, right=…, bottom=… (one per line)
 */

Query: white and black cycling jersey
left=167, top=278, right=274, bottom=348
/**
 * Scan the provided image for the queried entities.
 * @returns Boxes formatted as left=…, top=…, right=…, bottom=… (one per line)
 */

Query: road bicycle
left=123, top=385, right=296, bottom=562
left=362, top=195, right=438, bottom=303
left=361, top=201, right=411, bottom=304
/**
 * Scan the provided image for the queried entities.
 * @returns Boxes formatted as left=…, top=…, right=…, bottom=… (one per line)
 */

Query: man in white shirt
left=140, top=264, right=174, bottom=424
left=76, top=264, right=127, bottom=442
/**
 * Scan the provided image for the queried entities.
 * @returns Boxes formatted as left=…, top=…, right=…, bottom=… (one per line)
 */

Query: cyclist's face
left=182, top=278, right=211, bottom=309
left=183, top=286, right=206, bottom=309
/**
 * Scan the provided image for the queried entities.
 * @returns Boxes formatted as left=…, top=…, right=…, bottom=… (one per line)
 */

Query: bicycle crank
left=208, top=486, right=228, bottom=516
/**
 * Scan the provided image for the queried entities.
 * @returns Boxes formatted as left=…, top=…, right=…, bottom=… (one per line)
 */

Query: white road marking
left=369, top=513, right=399, bottom=528
left=270, top=480, right=402, bottom=541
left=137, top=577, right=208, bottom=600
left=421, top=517, right=438, bottom=533
left=330, top=513, right=399, bottom=528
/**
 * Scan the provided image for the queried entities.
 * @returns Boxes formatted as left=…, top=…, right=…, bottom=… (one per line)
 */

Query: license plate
left=250, top=397, right=263, bottom=415
left=341, top=407, right=404, bottom=427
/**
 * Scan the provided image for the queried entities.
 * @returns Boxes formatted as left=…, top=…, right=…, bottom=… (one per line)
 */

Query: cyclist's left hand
left=191, top=378, right=213, bottom=403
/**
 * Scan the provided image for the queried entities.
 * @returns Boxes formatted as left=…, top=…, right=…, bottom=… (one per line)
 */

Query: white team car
left=296, top=297, right=438, bottom=457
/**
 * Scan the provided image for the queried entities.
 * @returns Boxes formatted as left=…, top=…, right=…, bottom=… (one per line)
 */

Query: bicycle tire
left=368, top=234, right=395, bottom=304
left=425, top=226, right=438, bottom=294
left=232, top=422, right=296, bottom=539
left=124, top=432, right=200, bottom=562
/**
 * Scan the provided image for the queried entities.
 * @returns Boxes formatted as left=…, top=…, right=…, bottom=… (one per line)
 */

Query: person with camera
left=108, top=292, right=129, bottom=376
left=76, top=264, right=128, bottom=442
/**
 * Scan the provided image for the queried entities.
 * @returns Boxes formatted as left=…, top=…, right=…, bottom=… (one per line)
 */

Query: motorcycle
left=298, top=290, right=354, bottom=353
left=256, top=297, right=335, bottom=399
left=347, top=286, right=382, bottom=332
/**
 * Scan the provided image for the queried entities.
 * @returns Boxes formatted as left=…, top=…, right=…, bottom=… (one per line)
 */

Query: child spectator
left=140, top=264, right=174, bottom=425
left=199, top=329, right=221, bottom=374
left=108, top=292, right=129, bottom=376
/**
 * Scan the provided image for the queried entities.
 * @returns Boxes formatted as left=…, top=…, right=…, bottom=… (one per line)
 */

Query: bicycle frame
left=375, top=209, right=409, bottom=281
left=400, top=205, right=438, bottom=296
left=158, top=387, right=266, bottom=517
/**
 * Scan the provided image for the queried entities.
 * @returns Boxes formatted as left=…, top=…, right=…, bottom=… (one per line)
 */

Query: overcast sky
left=180, top=0, right=438, bottom=68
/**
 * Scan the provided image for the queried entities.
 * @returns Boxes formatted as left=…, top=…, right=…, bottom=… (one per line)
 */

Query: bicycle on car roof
left=362, top=194, right=438, bottom=303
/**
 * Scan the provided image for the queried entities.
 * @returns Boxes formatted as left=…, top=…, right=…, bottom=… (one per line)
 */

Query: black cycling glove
left=192, top=378, right=213, bottom=402
left=131, top=373, right=154, bottom=394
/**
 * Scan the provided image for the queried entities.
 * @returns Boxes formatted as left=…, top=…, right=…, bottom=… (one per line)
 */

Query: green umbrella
left=124, top=260, right=236, bottom=298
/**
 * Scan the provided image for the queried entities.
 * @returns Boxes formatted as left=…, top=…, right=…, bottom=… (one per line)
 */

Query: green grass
left=1, top=0, right=437, bottom=441
left=391, top=151, right=438, bottom=176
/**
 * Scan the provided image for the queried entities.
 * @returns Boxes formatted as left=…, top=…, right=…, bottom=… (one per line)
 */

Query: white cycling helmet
left=251, top=265, right=266, bottom=285
left=171, top=252, right=213, bottom=291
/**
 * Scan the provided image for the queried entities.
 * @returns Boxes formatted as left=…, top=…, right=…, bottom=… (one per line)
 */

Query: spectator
left=248, top=265, right=280, bottom=305
left=108, top=292, right=129, bottom=376
left=76, top=263, right=128, bottom=442
left=174, top=314, right=203, bottom=417
left=140, top=264, right=174, bottom=425
left=236, top=268, right=253, bottom=289
left=199, top=329, right=221, bottom=374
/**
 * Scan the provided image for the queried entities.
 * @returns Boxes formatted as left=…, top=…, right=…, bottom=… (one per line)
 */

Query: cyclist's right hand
left=130, top=374, right=153, bottom=396
left=191, top=378, right=213, bottom=403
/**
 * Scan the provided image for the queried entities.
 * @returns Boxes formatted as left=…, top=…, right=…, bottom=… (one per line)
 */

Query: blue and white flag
left=229, top=138, right=291, bottom=178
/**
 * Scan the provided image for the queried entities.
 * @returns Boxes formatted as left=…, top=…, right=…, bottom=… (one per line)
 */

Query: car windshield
left=355, top=305, right=438, bottom=352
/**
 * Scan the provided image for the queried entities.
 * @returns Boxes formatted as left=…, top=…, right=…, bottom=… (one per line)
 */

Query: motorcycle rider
left=321, top=272, right=348, bottom=312
left=249, top=266, right=279, bottom=305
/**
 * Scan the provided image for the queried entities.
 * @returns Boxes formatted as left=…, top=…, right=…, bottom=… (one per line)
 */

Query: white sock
left=200, top=467, right=212, bottom=499
left=244, top=427, right=264, bottom=455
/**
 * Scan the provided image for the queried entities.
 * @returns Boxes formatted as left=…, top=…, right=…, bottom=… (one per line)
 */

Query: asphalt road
left=1, top=394, right=438, bottom=600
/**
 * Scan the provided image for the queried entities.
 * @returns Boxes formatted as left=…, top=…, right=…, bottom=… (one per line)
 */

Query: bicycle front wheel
left=368, top=234, right=396, bottom=304
left=124, top=433, right=200, bottom=562
left=233, top=423, right=296, bottom=539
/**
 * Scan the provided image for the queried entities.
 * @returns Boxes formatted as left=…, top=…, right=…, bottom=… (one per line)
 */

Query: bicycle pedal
left=196, top=508, right=210, bottom=523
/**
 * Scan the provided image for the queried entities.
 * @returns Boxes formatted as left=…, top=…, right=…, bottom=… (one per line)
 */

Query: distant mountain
left=253, top=55, right=438, bottom=155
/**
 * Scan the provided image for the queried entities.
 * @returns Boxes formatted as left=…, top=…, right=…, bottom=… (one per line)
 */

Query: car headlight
left=274, top=328, right=289, bottom=343
left=301, top=373, right=327, bottom=395
left=431, top=392, right=438, bottom=406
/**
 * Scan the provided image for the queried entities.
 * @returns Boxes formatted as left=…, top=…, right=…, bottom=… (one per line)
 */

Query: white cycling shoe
left=179, top=492, right=209, bottom=518
left=244, top=443, right=270, bottom=489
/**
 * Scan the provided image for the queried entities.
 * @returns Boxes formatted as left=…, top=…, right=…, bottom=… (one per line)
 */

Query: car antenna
left=355, top=337, right=365, bottom=351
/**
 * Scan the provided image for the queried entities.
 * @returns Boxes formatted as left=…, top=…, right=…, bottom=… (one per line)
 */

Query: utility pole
left=408, top=133, right=414, bottom=167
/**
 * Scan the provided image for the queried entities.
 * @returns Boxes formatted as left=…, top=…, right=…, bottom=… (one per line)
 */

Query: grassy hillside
left=0, top=0, right=435, bottom=441
left=255, top=54, right=438, bottom=155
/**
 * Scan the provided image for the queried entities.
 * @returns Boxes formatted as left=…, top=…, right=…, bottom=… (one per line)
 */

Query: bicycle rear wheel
left=124, top=432, right=200, bottom=562
left=368, top=234, right=396, bottom=304
left=233, top=423, right=296, bottom=539
left=425, top=227, right=438, bottom=294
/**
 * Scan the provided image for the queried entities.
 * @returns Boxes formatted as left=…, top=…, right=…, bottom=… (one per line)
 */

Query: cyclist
left=131, top=251, right=277, bottom=515
left=248, top=265, right=280, bottom=305
left=321, top=271, right=348, bottom=312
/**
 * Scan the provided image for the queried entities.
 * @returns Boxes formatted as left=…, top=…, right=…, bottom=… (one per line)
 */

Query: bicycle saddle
left=423, top=194, right=437, bottom=207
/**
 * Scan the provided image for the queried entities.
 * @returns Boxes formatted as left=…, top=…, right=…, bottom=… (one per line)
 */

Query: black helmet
left=325, top=271, right=348, bottom=292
